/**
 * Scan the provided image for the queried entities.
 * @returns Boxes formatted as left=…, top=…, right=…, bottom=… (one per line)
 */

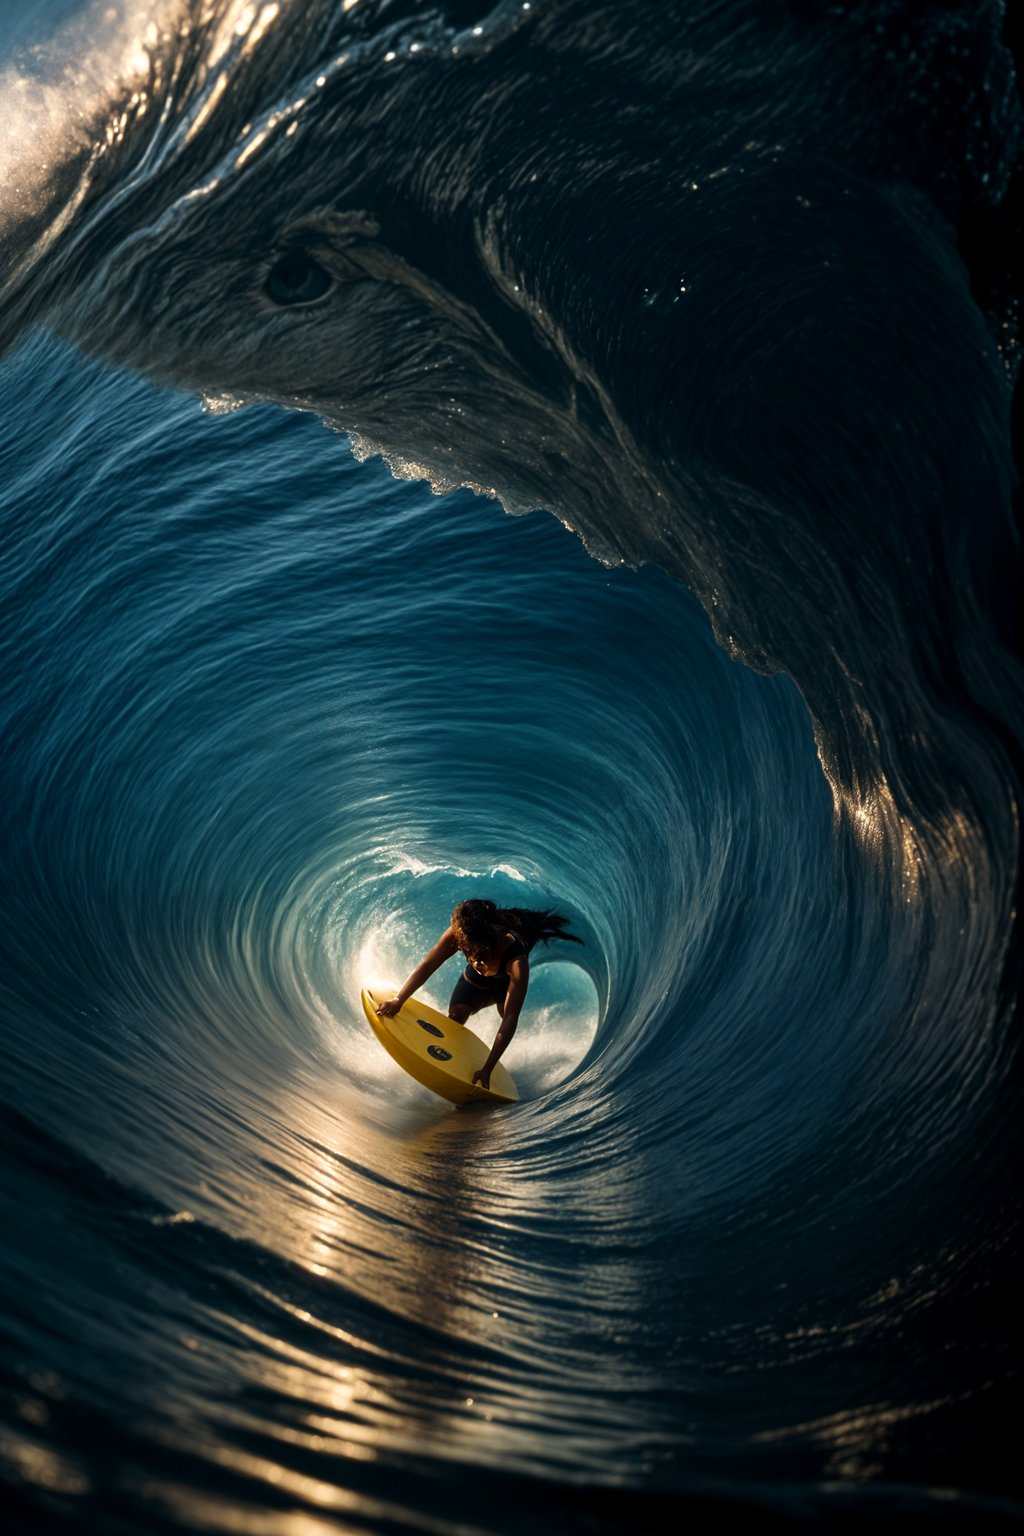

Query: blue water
left=1, top=1, right=1021, bottom=1530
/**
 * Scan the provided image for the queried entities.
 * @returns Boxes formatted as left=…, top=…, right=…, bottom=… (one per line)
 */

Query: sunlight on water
left=0, top=2, right=178, bottom=220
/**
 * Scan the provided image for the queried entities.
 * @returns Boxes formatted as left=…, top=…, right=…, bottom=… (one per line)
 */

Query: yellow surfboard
left=361, top=987, right=519, bottom=1105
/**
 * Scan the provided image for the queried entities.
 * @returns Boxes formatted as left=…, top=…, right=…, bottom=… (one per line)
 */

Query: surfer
left=376, top=899, right=583, bottom=1089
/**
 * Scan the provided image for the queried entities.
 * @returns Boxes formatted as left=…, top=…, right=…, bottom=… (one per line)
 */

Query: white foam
left=382, top=848, right=528, bottom=883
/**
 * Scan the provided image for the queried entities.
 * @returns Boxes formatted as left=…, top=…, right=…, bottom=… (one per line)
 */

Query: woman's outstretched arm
left=377, top=927, right=460, bottom=1016
left=473, top=954, right=529, bottom=1088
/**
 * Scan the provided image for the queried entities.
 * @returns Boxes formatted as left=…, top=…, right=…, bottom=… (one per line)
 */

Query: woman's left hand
left=472, top=1068, right=491, bottom=1090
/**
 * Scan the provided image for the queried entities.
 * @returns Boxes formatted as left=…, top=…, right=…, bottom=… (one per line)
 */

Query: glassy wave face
left=0, top=1, right=1021, bottom=1530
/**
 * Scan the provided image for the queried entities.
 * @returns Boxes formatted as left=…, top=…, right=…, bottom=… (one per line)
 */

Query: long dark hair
left=451, top=899, right=583, bottom=955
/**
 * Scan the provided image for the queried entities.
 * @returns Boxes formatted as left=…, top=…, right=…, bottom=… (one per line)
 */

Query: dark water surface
left=0, top=1, right=1021, bottom=1530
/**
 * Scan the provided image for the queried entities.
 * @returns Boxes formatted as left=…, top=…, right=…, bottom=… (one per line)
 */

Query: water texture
left=0, top=1, right=1021, bottom=1529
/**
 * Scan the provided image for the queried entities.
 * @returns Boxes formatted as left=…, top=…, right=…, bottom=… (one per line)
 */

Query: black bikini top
left=469, top=930, right=530, bottom=978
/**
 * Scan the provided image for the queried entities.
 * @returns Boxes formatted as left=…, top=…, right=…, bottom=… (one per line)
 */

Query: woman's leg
left=448, top=972, right=500, bottom=1023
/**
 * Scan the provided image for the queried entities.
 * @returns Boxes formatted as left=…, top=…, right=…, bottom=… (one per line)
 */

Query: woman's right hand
left=376, top=997, right=403, bottom=1017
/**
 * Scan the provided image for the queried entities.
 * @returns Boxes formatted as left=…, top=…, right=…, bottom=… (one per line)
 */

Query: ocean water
left=0, top=1, right=1021, bottom=1530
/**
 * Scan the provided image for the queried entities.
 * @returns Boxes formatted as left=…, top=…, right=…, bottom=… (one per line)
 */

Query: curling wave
left=0, top=1, right=1021, bottom=1529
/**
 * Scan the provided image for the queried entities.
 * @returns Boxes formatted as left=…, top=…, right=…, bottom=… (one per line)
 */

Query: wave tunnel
left=0, top=0, right=1021, bottom=1529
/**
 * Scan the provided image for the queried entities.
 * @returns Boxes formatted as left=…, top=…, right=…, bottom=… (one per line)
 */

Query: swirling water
left=1, top=1, right=1022, bottom=1530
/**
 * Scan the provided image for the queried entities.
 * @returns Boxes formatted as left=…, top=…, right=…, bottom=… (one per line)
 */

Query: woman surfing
left=376, top=899, right=583, bottom=1089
